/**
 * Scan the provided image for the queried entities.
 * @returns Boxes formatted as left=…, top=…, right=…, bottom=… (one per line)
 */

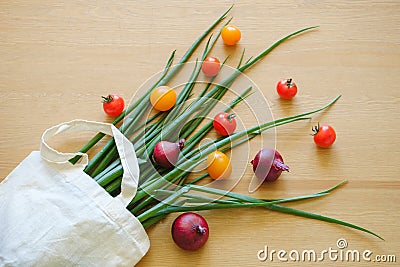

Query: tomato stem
left=101, top=95, right=113, bottom=103
left=227, top=113, right=236, bottom=122
left=286, top=78, right=293, bottom=87
left=311, top=122, right=320, bottom=135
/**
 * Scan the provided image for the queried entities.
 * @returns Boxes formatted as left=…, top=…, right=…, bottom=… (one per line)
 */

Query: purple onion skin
left=251, top=148, right=289, bottom=182
left=171, top=212, right=209, bottom=251
left=153, top=139, right=185, bottom=168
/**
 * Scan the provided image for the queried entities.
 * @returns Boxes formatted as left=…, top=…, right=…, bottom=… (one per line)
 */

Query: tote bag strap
left=40, top=119, right=139, bottom=207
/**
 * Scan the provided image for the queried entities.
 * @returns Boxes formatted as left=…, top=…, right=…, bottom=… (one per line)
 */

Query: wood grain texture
left=1, top=1, right=399, bottom=266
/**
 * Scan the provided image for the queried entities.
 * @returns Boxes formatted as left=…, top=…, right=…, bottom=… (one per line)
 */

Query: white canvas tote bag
left=0, top=120, right=150, bottom=266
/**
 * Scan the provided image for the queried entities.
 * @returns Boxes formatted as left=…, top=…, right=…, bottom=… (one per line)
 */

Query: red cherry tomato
left=213, top=112, right=237, bottom=136
left=102, top=94, right=125, bottom=117
left=276, top=78, right=298, bottom=99
left=312, top=124, right=336, bottom=148
left=221, top=25, right=241, bottom=46
left=202, top=56, right=221, bottom=77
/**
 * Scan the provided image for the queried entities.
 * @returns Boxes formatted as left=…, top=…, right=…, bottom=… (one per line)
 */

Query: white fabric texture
left=0, top=120, right=150, bottom=266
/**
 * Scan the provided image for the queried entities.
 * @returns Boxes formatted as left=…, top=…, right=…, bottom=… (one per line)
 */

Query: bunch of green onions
left=72, top=6, right=382, bottom=239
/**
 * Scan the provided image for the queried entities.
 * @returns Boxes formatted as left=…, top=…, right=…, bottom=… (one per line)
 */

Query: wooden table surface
left=1, top=1, right=399, bottom=266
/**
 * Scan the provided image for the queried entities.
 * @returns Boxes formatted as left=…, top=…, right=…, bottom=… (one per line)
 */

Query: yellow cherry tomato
left=150, top=86, right=177, bottom=111
left=206, top=151, right=232, bottom=180
left=221, top=25, right=241, bottom=46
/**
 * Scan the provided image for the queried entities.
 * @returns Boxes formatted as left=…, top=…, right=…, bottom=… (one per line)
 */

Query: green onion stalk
left=130, top=95, right=341, bottom=207
left=93, top=52, right=233, bottom=187
left=73, top=6, right=382, bottom=240
left=88, top=17, right=233, bottom=179
left=92, top=24, right=318, bottom=188
left=69, top=5, right=233, bottom=167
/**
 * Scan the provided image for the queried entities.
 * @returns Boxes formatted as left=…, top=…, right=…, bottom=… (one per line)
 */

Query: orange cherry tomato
left=150, top=86, right=177, bottom=111
left=221, top=25, right=241, bottom=46
left=206, top=151, right=232, bottom=180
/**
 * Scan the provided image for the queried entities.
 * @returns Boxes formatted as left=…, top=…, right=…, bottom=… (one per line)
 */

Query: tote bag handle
left=40, top=119, right=139, bottom=207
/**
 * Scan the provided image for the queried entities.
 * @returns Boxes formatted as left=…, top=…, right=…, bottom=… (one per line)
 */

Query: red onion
left=171, top=212, right=209, bottom=251
left=153, top=139, right=185, bottom=168
left=250, top=148, right=289, bottom=182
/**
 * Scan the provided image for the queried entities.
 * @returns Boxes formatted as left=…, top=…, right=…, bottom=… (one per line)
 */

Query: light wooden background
left=1, top=1, right=399, bottom=266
